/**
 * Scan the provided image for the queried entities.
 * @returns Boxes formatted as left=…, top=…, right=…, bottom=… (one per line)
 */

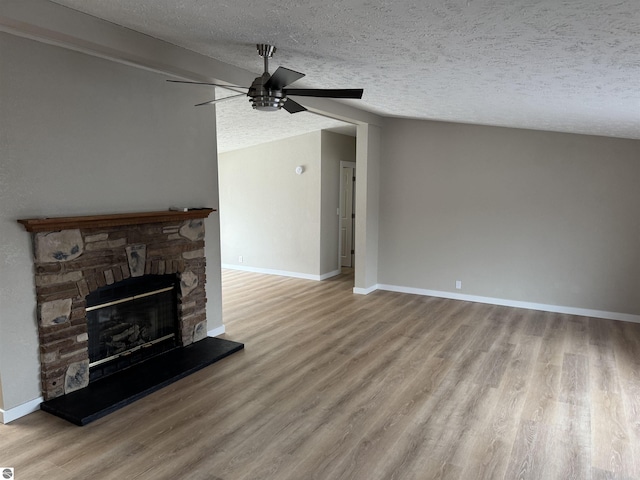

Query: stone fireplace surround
left=18, top=209, right=215, bottom=401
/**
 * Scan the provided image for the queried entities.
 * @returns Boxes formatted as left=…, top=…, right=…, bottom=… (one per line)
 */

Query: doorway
left=339, top=161, right=356, bottom=269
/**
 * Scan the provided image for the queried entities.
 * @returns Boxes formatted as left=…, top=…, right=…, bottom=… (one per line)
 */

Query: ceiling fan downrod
left=257, top=44, right=276, bottom=74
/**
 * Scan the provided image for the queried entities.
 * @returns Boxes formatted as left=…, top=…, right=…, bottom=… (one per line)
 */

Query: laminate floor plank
left=560, top=352, right=590, bottom=406
left=619, top=377, right=640, bottom=478
left=541, top=401, right=591, bottom=480
left=502, top=418, right=551, bottom=480
left=358, top=347, right=489, bottom=480
left=611, top=321, right=640, bottom=478
left=566, top=316, right=591, bottom=354
left=3, top=269, right=640, bottom=480
left=473, top=341, right=516, bottom=388
left=460, top=334, right=541, bottom=480
left=521, top=310, right=548, bottom=337
left=520, top=360, right=561, bottom=425
left=467, top=312, right=507, bottom=353
left=591, top=388, right=634, bottom=478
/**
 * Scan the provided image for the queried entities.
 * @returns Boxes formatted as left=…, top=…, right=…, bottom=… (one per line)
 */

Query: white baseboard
left=353, top=284, right=379, bottom=295
left=221, top=267, right=639, bottom=323
left=222, top=264, right=339, bottom=281
left=376, top=284, right=640, bottom=323
left=1, top=396, right=43, bottom=424
left=320, top=269, right=341, bottom=280
left=207, top=325, right=226, bottom=337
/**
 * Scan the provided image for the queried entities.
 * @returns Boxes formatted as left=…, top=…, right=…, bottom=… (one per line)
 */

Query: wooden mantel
left=17, top=208, right=215, bottom=233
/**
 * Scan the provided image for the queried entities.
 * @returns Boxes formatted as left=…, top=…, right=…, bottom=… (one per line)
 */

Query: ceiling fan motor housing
left=249, top=71, right=287, bottom=111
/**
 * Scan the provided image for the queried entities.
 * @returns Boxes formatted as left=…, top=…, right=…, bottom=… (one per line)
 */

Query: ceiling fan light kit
left=167, top=44, right=363, bottom=114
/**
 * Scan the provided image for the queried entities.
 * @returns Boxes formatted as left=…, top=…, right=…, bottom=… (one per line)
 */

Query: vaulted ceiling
left=52, top=0, right=640, bottom=151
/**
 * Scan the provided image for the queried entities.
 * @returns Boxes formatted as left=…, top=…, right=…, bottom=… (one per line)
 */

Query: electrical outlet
left=455, top=280, right=462, bottom=289
left=238, top=255, right=243, bottom=263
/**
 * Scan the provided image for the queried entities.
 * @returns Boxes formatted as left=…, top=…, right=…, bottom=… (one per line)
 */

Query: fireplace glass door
left=86, top=274, right=179, bottom=381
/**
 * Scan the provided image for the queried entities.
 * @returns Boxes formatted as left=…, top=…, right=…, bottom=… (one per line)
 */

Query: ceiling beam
left=1, top=0, right=383, bottom=127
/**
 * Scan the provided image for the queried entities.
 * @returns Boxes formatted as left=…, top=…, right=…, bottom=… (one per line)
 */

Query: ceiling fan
left=167, top=44, right=364, bottom=113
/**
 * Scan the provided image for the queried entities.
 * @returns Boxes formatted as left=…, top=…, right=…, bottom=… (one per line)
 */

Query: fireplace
left=86, top=274, right=179, bottom=382
left=18, top=210, right=217, bottom=400
left=17, top=210, right=244, bottom=425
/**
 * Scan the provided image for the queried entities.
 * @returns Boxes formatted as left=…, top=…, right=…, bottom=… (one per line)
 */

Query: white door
left=340, top=163, right=356, bottom=267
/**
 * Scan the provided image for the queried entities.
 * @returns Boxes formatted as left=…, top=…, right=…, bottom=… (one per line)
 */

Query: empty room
left=2, top=1, right=640, bottom=479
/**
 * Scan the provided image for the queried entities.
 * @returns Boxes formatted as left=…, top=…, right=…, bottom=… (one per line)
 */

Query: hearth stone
left=35, top=229, right=84, bottom=263
left=125, top=244, right=147, bottom=277
left=35, top=271, right=83, bottom=287
left=85, top=238, right=127, bottom=251
left=65, top=359, right=90, bottom=394
left=85, top=233, right=108, bottom=242
left=193, top=321, right=207, bottom=342
left=179, top=219, right=205, bottom=241
left=180, top=270, right=198, bottom=296
left=39, top=298, right=72, bottom=326
left=183, top=248, right=205, bottom=260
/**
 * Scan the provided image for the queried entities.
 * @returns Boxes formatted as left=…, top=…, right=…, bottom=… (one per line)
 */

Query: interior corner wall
left=378, top=118, right=640, bottom=316
left=320, top=131, right=356, bottom=276
left=0, top=32, right=220, bottom=412
left=354, top=124, right=382, bottom=291
left=218, top=132, right=323, bottom=277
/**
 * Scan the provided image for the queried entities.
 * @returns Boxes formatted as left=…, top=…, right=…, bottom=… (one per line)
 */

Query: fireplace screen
left=86, top=274, right=179, bottom=381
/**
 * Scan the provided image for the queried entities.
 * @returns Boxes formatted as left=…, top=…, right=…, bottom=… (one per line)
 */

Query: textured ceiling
left=52, top=0, right=640, bottom=150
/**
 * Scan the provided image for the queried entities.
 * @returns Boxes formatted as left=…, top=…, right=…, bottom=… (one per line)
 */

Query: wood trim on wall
left=17, top=209, right=215, bottom=232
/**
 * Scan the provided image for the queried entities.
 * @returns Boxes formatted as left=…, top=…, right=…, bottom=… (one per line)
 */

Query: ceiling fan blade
left=264, top=67, right=305, bottom=90
left=283, top=98, right=307, bottom=114
left=194, top=93, right=246, bottom=107
left=283, top=88, right=363, bottom=99
left=167, top=80, right=248, bottom=96
left=167, top=80, right=246, bottom=88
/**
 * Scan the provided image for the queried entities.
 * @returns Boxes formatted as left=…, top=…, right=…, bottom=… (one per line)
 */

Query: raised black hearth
left=41, top=336, right=244, bottom=425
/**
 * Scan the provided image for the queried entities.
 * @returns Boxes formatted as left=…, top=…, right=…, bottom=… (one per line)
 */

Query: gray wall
left=219, top=132, right=323, bottom=276
left=379, top=118, right=640, bottom=315
left=219, top=131, right=355, bottom=278
left=0, top=33, right=220, bottom=410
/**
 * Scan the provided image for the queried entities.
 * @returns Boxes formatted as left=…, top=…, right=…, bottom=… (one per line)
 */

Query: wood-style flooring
left=2, top=268, right=640, bottom=479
